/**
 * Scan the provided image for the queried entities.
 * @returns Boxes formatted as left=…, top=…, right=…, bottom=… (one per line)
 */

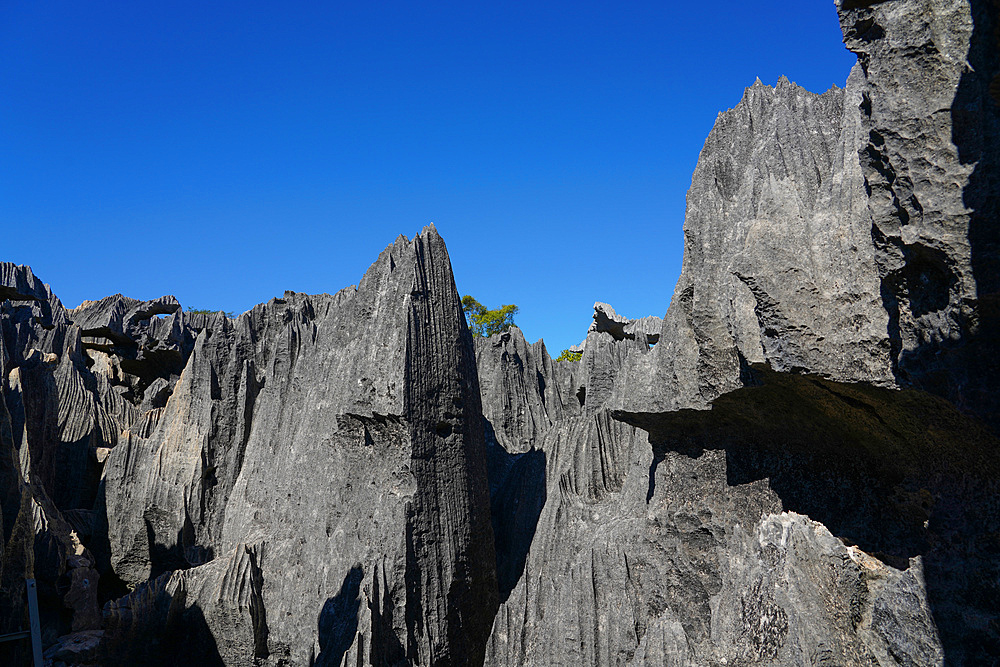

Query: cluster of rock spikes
left=3, top=1, right=1000, bottom=665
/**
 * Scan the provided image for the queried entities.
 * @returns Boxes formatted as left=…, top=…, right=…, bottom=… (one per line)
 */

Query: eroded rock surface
left=839, top=0, right=1000, bottom=426
left=4, top=2, right=1000, bottom=666
left=99, top=227, right=498, bottom=666
left=610, top=67, right=894, bottom=416
left=479, top=1, right=1000, bottom=664
left=475, top=327, right=582, bottom=455
left=483, top=365, right=999, bottom=665
left=2, top=230, right=500, bottom=666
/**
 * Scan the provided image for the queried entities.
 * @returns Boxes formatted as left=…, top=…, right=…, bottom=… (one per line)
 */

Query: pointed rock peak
left=741, top=78, right=770, bottom=104
left=379, top=233, right=418, bottom=269
left=415, top=224, right=450, bottom=258
left=415, top=224, right=453, bottom=259
left=384, top=224, right=443, bottom=252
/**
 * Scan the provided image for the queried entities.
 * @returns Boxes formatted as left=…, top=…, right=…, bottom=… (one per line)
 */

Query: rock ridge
left=4, top=1, right=1000, bottom=665
left=2, top=227, right=500, bottom=666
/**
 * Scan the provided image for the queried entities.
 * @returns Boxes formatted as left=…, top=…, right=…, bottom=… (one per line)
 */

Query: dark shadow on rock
left=403, top=513, right=423, bottom=662
left=368, top=563, right=406, bottom=667
left=0, top=502, right=32, bottom=667
left=8, top=349, right=107, bottom=513
left=951, top=0, right=1000, bottom=432
left=484, top=418, right=547, bottom=603
left=314, top=565, right=363, bottom=667
left=88, top=481, right=129, bottom=607
left=100, top=572, right=225, bottom=667
left=143, top=515, right=195, bottom=581
left=616, top=366, right=1000, bottom=662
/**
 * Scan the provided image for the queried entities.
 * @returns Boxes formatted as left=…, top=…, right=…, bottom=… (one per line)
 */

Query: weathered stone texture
left=839, top=0, right=1000, bottom=425
left=479, top=2, right=1000, bottom=665
left=100, top=226, right=498, bottom=666
left=475, top=326, right=582, bottom=455
left=610, top=67, right=893, bottom=415
left=2, top=230, right=500, bottom=666
left=483, top=366, right=999, bottom=665
left=4, top=2, right=1000, bottom=666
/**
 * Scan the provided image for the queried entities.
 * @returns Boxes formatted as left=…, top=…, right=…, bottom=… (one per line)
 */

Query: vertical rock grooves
left=94, top=226, right=501, bottom=665
left=482, top=355, right=999, bottom=664
left=3, top=232, right=500, bottom=665
left=5, top=2, right=1000, bottom=664
left=609, top=66, right=893, bottom=416
left=474, top=326, right=583, bottom=455
left=403, top=228, right=498, bottom=666
left=479, top=3, right=1000, bottom=664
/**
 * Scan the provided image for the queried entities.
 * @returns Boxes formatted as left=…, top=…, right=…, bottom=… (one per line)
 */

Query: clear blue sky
left=1, top=1, right=856, bottom=354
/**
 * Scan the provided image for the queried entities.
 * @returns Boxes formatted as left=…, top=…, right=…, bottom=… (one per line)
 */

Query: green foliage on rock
left=555, top=349, right=582, bottom=362
left=186, top=306, right=237, bottom=318
left=461, top=295, right=518, bottom=337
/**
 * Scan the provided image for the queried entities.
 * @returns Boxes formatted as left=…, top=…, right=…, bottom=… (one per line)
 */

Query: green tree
left=555, top=349, right=582, bottom=362
left=461, top=295, right=518, bottom=337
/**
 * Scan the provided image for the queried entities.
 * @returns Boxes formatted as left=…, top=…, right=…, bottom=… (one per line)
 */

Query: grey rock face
left=0, top=263, right=64, bottom=337
left=611, top=68, right=894, bottom=415
left=2, top=229, right=499, bottom=666
left=481, top=2, right=1000, bottom=664
left=839, top=0, right=1000, bottom=426
left=100, top=226, right=498, bottom=666
left=480, top=302, right=669, bottom=608
left=73, top=294, right=224, bottom=405
left=70, top=293, right=181, bottom=346
left=0, top=263, right=52, bottom=304
left=475, top=326, right=582, bottom=455
left=589, top=302, right=662, bottom=345
left=0, top=268, right=239, bottom=664
left=5, top=2, right=1000, bottom=665
left=100, top=544, right=265, bottom=665
left=483, top=366, right=999, bottom=665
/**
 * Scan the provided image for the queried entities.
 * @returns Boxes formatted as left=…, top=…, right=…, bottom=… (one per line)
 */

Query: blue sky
left=1, top=1, right=856, bottom=353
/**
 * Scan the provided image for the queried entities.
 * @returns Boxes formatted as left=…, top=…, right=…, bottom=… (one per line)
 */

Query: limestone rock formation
left=610, top=66, right=894, bottom=416
left=480, top=1, right=1000, bottom=664
left=604, top=0, right=1000, bottom=427
left=483, top=362, right=999, bottom=665
left=98, top=227, right=498, bottom=665
left=588, top=302, right=662, bottom=345
left=479, top=310, right=651, bottom=603
left=3, top=1, right=1000, bottom=666
left=475, top=326, right=582, bottom=455
left=2, top=229, right=500, bottom=666
left=839, top=0, right=1000, bottom=426
left=581, top=303, right=659, bottom=415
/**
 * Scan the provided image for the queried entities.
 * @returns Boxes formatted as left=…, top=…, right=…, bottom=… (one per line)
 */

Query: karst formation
left=2, top=1, right=999, bottom=665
